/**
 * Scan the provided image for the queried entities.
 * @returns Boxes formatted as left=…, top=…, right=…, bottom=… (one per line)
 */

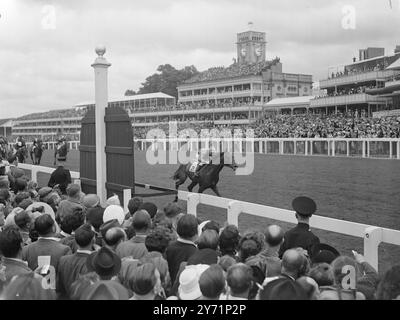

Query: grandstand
left=310, top=46, right=400, bottom=116
left=0, top=119, right=14, bottom=138
left=177, top=27, right=313, bottom=105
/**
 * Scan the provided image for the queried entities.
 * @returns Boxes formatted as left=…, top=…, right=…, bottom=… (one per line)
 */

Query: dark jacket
left=278, top=223, right=320, bottom=258
left=116, top=235, right=148, bottom=260
left=57, top=251, right=91, bottom=299
left=48, top=166, right=71, bottom=194
left=165, top=240, right=198, bottom=284
left=22, top=237, right=72, bottom=271
left=59, top=235, right=78, bottom=254
left=1, top=257, right=32, bottom=284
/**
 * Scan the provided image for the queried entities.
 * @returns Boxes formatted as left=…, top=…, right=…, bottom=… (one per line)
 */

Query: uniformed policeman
left=278, top=196, right=320, bottom=258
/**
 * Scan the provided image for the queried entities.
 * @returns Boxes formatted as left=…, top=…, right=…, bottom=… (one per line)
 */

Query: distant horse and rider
left=30, top=138, right=46, bottom=165
left=54, top=136, right=69, bottom=166
left=172, top=148, right=238, bottom=200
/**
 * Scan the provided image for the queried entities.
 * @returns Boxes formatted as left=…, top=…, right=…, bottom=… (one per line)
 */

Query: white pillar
left=92, top=46, right=111, bottom=205
left=364, top=226, right=382, bottom=272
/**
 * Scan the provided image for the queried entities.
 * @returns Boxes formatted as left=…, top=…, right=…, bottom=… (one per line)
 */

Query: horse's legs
left=198, top=186, right=207, bottom=194
left=211, top=185, right=221, bottom=197
left=187, top=181, right=198, bottom=192
left=174, top=176, right=187, bottom=202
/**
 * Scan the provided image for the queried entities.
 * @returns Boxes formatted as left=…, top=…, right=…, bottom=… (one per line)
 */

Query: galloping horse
left=30, top=140, right=45, bottom=165
left=172, top=152, right=237, bottom=200
left=54, top=141, right=68, bottom=166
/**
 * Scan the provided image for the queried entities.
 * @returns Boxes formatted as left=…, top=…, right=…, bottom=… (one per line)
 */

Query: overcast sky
left=0, top=0, right=399, bottom=118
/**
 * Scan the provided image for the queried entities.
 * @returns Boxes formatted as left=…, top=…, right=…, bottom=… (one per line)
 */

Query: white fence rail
left=134, top=138, right=400, bottom=160
left=11, top=138, right=400, bottom=159
left=17, top=163, right=400, bottom=272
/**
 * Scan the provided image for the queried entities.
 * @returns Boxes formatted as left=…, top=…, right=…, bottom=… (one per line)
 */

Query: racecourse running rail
left=14, top=137, right=400, bottom=160
left=19, top=162, right=400, bottom=272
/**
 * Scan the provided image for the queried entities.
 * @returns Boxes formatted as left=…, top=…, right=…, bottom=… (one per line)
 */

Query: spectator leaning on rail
left=278, top=196, right=320, bottom=258
left=48, top=164, right=72, bottom=195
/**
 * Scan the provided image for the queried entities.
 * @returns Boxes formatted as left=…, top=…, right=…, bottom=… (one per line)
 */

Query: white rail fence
left=134, top=138, right=400, bottom=160
left=10, top=138, right=400, bottom=159
left=19, top=163, right=400, bottom=272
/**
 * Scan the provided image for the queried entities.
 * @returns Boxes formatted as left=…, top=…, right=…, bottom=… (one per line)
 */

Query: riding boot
left=194, top=164, right=203, bottom=178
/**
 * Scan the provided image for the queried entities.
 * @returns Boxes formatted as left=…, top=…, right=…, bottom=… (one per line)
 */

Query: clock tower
left=236, top=23, right=266, bottom=64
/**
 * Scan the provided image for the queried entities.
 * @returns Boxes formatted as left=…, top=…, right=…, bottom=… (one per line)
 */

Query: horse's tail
left=171, top=168, right=180, bottom=180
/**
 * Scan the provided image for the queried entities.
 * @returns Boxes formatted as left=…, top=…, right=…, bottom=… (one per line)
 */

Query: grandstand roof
left=387, top=57, right=400, bottom=70
left=0, top=119, right=13, bottom=126
left=265, top=96, right=315, bottom=107
left=75, top=92, right=175, bottom=107
left=182, top=58, right=281, bottom=84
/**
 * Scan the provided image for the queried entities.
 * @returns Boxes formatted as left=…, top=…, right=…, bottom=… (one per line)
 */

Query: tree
left=124, top=90, right=137, bottom=96
left=125, top=64, right=199, bottom=99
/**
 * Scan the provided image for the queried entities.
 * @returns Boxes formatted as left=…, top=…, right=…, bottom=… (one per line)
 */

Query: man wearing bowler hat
left=278, top=196, right=320, bottom=258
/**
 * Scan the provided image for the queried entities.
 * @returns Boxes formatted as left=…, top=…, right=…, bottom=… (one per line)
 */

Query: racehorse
left=54, top=141, right=68, bottom=166
left=172, top=152, right=237, bottom=200
left=30, top=141, right=45, bottom=165
left=15, top=146, right=28, bottom=163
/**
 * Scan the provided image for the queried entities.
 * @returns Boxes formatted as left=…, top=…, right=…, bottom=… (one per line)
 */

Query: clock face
left=241, top=47, right=247, bottom=57
left=255, top=45, right=262, bottom=57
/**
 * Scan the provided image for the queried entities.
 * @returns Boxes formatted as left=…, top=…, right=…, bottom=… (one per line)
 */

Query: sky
left=0, top=0, right=399, bottom=118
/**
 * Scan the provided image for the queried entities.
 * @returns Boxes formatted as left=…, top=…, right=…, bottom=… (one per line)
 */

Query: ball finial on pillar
left=95, top=45, right=106, bottom=57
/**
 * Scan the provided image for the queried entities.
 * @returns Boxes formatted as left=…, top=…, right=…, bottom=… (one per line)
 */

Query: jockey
left=15, top=136, right=26, bottom=150
left=56, top=136, right=66, bottom=150
left=194, top=147, right=217, bottom=177
left=32, top=137, right=42, bottom=151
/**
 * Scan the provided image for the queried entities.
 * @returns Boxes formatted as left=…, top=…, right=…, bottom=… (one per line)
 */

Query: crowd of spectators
left=329, top=62, right=387, bottom=79
left=133, top=112, right=400, bottom=139
left=184, top=58, right=281, bottom=84
left=251, top=113, right=400, bottom=138
left=0, top=161, right=398, bottom=300
left=314, top=85, right=377, bottom=99
left=17, top=108, right=87, bottom=121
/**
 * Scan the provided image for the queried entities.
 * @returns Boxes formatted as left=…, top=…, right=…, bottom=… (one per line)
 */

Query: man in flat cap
left=278, top=196, right=320, bottom=258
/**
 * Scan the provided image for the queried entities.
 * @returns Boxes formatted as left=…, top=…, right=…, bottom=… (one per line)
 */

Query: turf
left=26, top=149, right=400, bottom=274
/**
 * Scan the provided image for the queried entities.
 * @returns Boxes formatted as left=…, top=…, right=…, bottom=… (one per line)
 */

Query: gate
left=79, top=106, right=135, bottom=202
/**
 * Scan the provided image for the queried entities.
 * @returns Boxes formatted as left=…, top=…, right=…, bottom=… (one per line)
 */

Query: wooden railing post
left=227, top=201, right=242, bottom=227
left=364, top=226, right=382, bottom=272
left=187, top=193, right=200, bottom=217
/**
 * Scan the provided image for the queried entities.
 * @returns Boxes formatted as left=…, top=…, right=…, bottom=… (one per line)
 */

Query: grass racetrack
left=27, top=149, right=400, bottom=274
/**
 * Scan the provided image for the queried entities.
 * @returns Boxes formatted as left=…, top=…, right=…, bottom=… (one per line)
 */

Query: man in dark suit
left=48, top=164, right=72, bottom=195
left=57, top=224, right=95, bottom=299
left=116, top=209, right=150, bottom=259
left=0, top=225, right=32, bottom=284
left=165, top=214, right=198, bottom=284
left=22, top=214, right=71, bottom=272
left=278, top=196, right=320, bottom=258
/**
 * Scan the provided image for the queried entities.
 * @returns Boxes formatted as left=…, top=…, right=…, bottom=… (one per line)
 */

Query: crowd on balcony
left=314, top=85, right=377, bottom=99
left=183, top=58, right=281, bottom=84
left=0, top=166, right=398, bottom=300
left=328, top=61, right=388, bottom=80
left=18, top=108, right=87, bottom=121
